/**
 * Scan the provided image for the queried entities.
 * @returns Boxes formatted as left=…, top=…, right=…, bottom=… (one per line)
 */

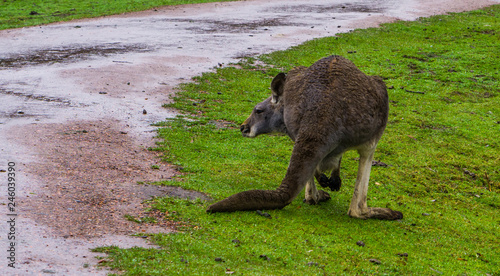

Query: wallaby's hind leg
left=315, top=155, right=342, bottom=191
left=304, top=177, right=331, bottom=205
left=347, top=142, right=403, bottom=220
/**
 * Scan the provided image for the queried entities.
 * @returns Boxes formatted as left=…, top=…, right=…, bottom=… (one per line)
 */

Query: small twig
left=485, top=173, right=491, bottom=192
left=405, top=89, right=425, bottom=94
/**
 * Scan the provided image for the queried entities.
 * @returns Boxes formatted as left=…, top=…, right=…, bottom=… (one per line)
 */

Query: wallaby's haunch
left=207, top=55, right=403, bottom=220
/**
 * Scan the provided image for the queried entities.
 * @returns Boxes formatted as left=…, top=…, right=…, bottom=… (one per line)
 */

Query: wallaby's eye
left=255, top=109, right=264, bottom=114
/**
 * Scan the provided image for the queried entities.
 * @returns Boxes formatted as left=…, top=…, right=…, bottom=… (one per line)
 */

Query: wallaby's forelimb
left=317, top=174, right=341, bottom=191
left=315, top=155, right=342, bottom=191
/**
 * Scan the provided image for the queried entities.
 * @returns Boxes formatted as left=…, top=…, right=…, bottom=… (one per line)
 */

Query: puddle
left=264, top=1, right=387, bottom=14
left=168, top=17, right=302, bottom=33
left=0, top=43, right=153, bottom=69
left=0, top=88, right=71, bottom=104
left=0, top=88, right=74, bottom=120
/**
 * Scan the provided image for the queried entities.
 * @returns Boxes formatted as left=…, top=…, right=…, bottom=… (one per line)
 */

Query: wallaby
left=207, top=55, right=403, bottom=220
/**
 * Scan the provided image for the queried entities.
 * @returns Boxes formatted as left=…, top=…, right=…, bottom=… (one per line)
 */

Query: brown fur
left=207, top=55, right=402, bottom=220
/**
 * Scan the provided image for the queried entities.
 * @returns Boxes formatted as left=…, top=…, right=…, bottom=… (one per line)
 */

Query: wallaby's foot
left=304, top=190, right=331, bottom=205
left=348, top=207, right=403, bottom=220
left=318, top=174, right=341, bottom=191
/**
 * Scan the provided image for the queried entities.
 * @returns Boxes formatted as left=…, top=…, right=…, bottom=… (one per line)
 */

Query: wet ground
left=0, top=0, right=498, bottom=274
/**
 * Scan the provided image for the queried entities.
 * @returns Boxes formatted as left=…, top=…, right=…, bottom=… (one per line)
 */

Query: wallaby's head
left=240, top=73, right=287, bottom=138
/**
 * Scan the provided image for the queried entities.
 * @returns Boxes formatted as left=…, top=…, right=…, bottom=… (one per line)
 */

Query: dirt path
left=1, top=0, right=498, bottom=274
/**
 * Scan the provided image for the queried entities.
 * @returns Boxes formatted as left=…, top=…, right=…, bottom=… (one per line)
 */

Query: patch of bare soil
left=13, top=120, right=209, bottom=239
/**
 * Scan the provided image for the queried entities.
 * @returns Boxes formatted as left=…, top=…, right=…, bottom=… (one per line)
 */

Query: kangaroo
left=207, top=55, right=403, bottom=220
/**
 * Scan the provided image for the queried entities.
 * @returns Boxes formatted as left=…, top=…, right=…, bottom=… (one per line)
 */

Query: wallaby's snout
left=240, top=123, right=250, bottom=135
left=240, top=95, right=286, bottom=138
left=240, top=116, right=253, bottom=137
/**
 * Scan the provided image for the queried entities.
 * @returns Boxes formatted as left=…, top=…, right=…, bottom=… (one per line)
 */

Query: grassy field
left=89, top=5, right=500, bottom=276
left=0, top=0, right=237, bottom=30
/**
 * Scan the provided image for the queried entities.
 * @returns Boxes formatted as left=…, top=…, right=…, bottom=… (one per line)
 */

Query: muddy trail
left=0, top=0, right=498, bottom=274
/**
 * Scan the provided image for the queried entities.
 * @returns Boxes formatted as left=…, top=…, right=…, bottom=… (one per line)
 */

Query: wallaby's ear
left=271, top=73, right=286, bottom=104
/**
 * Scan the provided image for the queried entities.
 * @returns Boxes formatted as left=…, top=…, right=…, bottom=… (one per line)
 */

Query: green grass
left=0, top=0, right=238, bottom=30
left=90, top=5, right=500, bottom=275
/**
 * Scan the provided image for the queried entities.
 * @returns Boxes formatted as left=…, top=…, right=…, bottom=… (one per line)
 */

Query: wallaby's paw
left=303, top=190, right=331, bottom=205
left=381, top=210, right=403, bottom=220
left=318, top=174, right=329, bottom=188
left=369, top=207, right=403, bottom=220
left=318, top=174, right=341, bottom=191
left=317, top=190, right=331, bottom=202
left=348, top=207, right=403, bottom=220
